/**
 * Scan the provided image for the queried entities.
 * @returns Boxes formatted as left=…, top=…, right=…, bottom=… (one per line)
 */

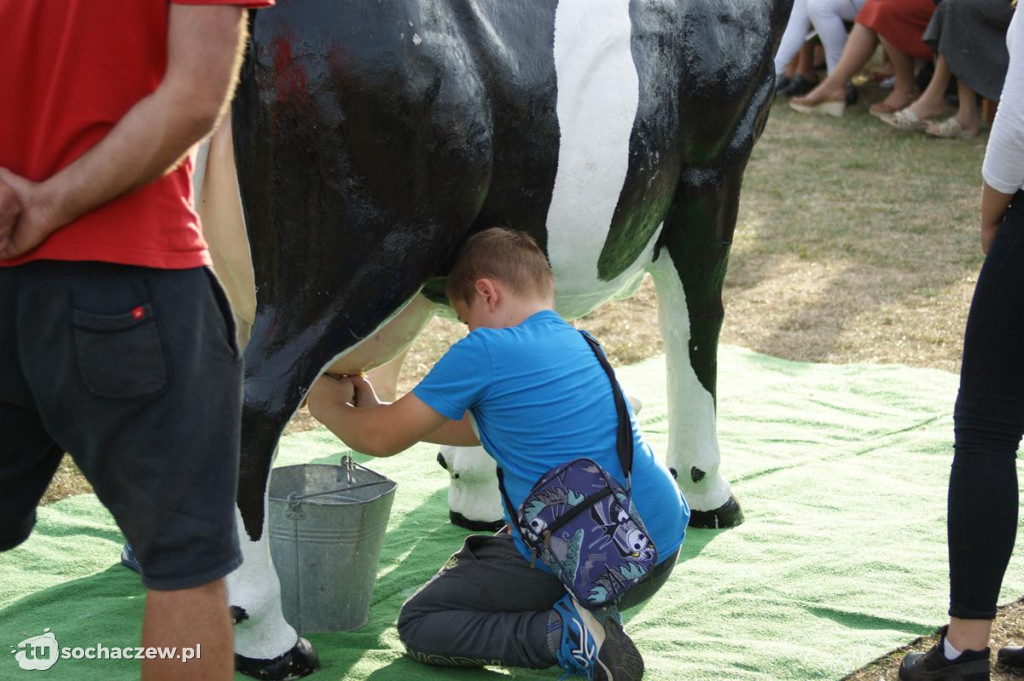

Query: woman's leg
left=796, top=40, right=818, bottom=81
left=774, top=0, right=811, bottom=79
left=953, top=79, right=981, bottom=132
left=904, top=54, right=953, bottom=121
left=808, top=0, right=863, bottom=73
left=793, top=23, right=878, bottom=105
left=924, top=78, right=982, bottom=138
left=946, top=190, right=1024, bottom=649
left=871, top=36, right=921, bottom=112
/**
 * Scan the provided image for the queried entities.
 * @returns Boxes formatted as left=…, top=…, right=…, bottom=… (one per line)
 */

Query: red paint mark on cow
left=131, top=306, right=146, bottom=320
left=272, top=36, right=309, bottom=107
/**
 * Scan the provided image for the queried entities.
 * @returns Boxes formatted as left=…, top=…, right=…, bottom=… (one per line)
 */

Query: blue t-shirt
left=413, top=309, right=688, bottom=567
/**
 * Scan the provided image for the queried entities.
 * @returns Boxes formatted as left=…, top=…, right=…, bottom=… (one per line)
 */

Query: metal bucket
left=268, top=459, right=397, bottom=633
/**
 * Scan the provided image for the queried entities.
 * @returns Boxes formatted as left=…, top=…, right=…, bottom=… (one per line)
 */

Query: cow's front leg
left=649, top=250, right=742, bottom=529
left=437, top=445, right=504, bottom=531
left=652, top=62, right=777, bottom=529
left=230, top=350, right=322, bottom=678
left=230, top=502, right=319, bottom=680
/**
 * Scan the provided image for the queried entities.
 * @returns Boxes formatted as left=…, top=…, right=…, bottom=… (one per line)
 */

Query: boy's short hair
left=446, top=227, right=556, bottom=306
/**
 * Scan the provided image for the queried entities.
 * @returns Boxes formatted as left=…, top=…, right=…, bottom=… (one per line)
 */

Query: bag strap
left=578, top=329, right=635, bottom=483
left=496, top=330, right=635, bottom=526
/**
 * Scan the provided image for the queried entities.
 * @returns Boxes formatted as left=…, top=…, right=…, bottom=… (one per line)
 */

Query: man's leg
left=17, top=262, right=243, bottom=681
left=0, top=267, right=64, bottom=552
left=143, top=580, right=233, bottom=681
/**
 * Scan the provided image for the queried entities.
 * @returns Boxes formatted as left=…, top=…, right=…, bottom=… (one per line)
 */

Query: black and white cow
left=196, top=0, right=790, bottom=676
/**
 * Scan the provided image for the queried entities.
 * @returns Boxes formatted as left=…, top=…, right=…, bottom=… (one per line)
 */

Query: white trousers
left=774, top=0, right=866, bottom=76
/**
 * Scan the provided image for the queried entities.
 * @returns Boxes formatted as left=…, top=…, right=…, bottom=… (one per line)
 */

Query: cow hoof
left=449, top=510, right=505, bottom=532
left=688, top=495, right=744, bottom=529
left=235, top=637, right=320, bottom=680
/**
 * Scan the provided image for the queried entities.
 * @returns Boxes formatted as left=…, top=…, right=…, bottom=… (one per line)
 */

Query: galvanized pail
left=268, top=459, right=397, bottom=632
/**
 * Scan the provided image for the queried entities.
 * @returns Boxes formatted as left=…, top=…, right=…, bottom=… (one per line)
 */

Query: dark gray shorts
left=0, top=261, right=243, bottom=591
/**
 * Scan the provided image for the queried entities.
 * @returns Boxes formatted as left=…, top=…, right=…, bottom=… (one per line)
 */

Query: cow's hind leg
left=651, top=72, right=776, bottom=529
left=649, top=247, right=742, bottom=529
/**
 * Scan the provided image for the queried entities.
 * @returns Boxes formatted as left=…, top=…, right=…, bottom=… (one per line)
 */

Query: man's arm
left=307, top=376, right=480, bottom=457
left=0, top=4, right=248, bottom=259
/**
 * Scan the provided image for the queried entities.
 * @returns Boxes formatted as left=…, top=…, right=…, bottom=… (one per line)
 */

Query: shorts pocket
left=201, top=268, right=240, bottom=361
left=73, top=303, right=168, bottom=399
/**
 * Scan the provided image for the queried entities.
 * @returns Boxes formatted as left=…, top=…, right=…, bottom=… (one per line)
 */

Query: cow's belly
left=550, top=225, right=660, bottom=320
left=544, top=0, right=661, bottom=320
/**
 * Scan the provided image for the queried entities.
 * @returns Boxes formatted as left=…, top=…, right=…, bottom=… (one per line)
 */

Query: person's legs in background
left=870, top=36, right=920, bottom=114
left=774, top=0, right=815, bottom=93
left=808, top=0, right=865, bottom=72
left=925, top=77, right=981, bottom=139
left=791, top=23, right=879, bottom=114
left=887, top=54, right=952, bottom=130
left=900, top=192, right=1024, bottom=680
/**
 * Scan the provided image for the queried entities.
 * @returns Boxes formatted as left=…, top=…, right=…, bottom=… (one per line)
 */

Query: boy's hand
left=307, top=374, right=355, bottom=423
left=349, top=374, right=384, bottom=408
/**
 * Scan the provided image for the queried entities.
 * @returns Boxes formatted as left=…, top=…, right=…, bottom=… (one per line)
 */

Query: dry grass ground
left=38, top=81, right=1023, bottom=678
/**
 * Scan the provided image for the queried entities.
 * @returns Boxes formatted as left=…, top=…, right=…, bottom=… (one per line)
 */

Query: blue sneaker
left=120, top=542, right=141, bottom=575
left=552, top=594, right=644, bottom=680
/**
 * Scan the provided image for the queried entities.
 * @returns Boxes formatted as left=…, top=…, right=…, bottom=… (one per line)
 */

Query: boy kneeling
left=308, top=227, right=688, bottom=680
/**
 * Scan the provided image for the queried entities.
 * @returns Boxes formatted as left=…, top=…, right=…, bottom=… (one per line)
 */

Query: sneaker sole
left=573, top=604, right=644, bottom=681
left=899, top=658, right=990, bottom=681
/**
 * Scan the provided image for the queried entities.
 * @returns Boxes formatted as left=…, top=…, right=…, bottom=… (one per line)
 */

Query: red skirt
left=857, top=0, right=937, bottom=61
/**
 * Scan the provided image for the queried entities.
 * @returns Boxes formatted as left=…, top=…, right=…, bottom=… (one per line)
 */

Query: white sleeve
left=983, top=9, right=1024, bottom=195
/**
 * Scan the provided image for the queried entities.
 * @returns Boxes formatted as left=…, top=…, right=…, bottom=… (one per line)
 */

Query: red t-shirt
left=0, top=0, right=273, bottom=269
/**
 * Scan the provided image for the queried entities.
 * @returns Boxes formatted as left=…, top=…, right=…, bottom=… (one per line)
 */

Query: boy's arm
left=307, top=376, right=479, bottom=457
left=421, top=412, right=480, bottom=448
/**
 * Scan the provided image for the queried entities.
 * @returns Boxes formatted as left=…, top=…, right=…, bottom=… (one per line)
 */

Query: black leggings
left=948, top=190, right=1024, bottom=619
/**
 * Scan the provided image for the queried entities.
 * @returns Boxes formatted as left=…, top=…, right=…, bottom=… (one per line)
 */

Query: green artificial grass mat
left=3, top=345, right=1023, bottom=680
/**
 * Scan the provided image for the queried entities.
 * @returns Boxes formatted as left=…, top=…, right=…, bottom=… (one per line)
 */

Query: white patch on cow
left=545, top=0, right=653, bottom=319
left=647, top=251, right=732, bottom=513
left=439, top=445, right=504, bottom=525
left=228, top=506, right=300, bottom=660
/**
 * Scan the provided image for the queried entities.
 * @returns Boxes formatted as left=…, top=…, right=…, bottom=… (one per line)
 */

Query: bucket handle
left=286, top=478, right=393, bottom=504
left=284, top=456, right=393, bottom=504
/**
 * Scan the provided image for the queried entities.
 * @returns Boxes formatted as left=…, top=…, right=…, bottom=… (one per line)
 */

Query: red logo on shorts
left=131, top=306, right=145, bottom=320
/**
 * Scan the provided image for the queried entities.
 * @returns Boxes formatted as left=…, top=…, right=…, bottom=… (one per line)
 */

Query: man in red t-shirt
left=0, top=2, right=271, bottom=679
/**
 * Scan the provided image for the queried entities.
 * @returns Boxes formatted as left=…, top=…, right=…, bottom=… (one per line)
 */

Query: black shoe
left=997, top=645, right=1024, bottom=673
left=120, top=542, right=142, bottom=575
left=899, top=627, right=990, bottom=680
left=778, top=75, right=819, bottom=98
left=775, top=75, right=792, bottom=95
left=845, top=81, right=859, bottom=106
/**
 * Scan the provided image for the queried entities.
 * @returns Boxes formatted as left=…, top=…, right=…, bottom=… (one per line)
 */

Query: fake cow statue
left=196, top=0, right=790, bottom=677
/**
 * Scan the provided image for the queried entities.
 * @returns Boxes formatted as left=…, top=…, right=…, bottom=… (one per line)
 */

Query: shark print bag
left=497, top=331, right=658, bottom=608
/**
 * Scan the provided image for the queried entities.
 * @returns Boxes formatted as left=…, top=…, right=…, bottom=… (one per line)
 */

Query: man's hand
left=0, top=5, right=247, bottom=253
left=0, top=178, right=21, bottom=251
left=0, top=169, right=65, bottom=260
